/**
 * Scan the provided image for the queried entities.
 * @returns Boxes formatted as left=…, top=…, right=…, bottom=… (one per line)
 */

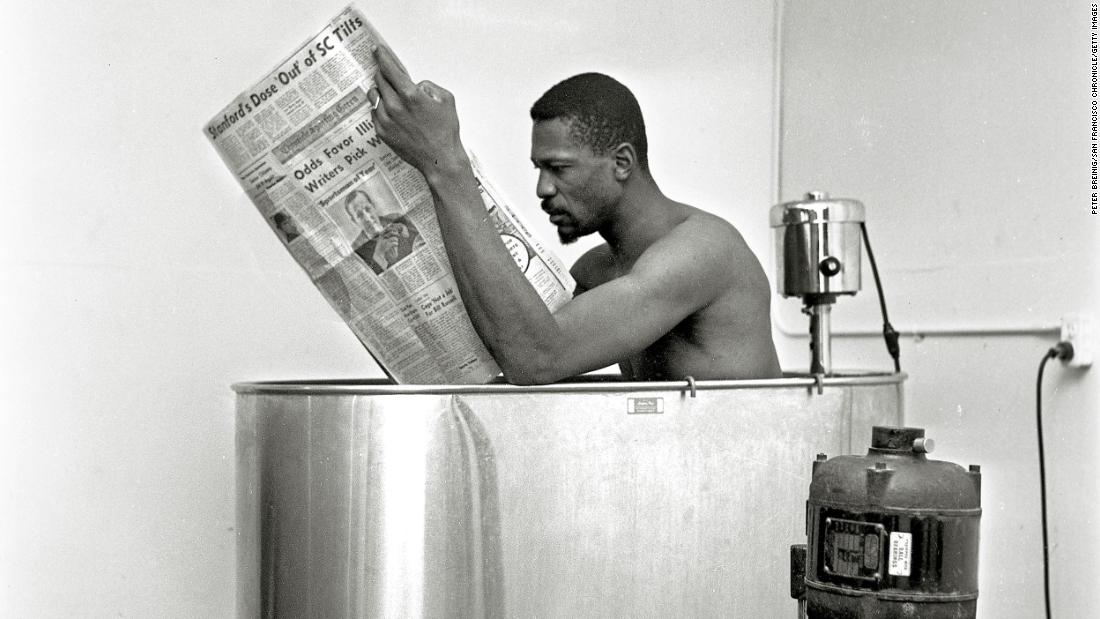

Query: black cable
left=859, top=222, right=901, bottom=372
left=1036, top=349, right=1054, bottom=619
left=1036, top=342, right=1073, bottom=619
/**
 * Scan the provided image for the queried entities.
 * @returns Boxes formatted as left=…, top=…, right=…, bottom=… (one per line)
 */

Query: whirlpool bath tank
left=234, top=373, right=905, bottom=618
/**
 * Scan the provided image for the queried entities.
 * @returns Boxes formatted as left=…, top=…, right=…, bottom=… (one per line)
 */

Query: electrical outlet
left=1060, top=313, right=1095, bottom=368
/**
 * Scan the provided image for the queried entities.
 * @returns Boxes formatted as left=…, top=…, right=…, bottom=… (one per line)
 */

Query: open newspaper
left=204, top=5, right=574, bottom=383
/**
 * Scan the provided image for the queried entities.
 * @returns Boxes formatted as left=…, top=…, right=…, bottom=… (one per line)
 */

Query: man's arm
left=369, top=46, right=729, bottom=383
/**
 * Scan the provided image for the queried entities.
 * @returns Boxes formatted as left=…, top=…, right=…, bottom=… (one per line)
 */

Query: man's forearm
left=424, top=158, right=565, bottom=383
left=367, top=45, right=570, bottom=382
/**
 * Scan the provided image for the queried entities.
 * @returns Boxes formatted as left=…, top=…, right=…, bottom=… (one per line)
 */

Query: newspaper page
left=204, top=5, right=574, bottom=383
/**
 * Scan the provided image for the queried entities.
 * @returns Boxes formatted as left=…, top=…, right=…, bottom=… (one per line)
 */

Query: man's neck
left=600, top=176, right=687, bottom=262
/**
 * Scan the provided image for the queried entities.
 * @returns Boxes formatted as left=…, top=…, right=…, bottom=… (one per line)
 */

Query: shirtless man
left=369, top=45, right=781, bottom=384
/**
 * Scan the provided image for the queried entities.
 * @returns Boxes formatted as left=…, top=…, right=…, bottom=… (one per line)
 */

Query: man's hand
left=369, top=45, right=468, bottom=179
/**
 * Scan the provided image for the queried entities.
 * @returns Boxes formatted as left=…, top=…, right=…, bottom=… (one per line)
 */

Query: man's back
left=571, top=206, right=781, bottom=380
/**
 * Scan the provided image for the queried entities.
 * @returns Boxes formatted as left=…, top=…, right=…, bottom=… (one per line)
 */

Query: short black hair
left=530, top=73, right=648, bottom=168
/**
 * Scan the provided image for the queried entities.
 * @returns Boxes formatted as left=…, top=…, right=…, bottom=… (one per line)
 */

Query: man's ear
left=611, top=142, right=637, bottom=182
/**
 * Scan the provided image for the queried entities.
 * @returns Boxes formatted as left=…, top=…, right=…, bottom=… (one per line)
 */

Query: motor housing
left=797, top=426, right=981, bottom=618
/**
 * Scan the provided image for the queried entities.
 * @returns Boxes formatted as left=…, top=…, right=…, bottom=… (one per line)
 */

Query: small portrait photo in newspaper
left=330, top=170, right=424, bottom=275
left=269, top=209, right=329, bottom=277
left=270, top=210, right=302, bottom=244
left=337, top=169, right=402, bottom=244
left=355, top=215, right=424, bottom=274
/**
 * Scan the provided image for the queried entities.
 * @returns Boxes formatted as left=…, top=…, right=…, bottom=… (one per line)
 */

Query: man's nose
left=535, top=170, right=556, bottom=201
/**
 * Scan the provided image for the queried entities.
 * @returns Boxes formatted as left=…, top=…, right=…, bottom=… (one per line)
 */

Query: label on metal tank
left=888, top=531, right=913, bottom=576
left=627, top=397, right=664, bottom=414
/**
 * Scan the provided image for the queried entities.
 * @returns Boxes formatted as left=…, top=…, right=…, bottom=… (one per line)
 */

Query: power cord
left=859, top=222, right=901, bottom=372
left=1036, top=341, right=1074, bottom=619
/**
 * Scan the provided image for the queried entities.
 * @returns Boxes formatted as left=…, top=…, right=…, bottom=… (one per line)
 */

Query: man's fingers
left=418, top=80, right=446, bottom=103
left=372, top=44, right=414, bottom=94
left=374, top=66, right=400, bottom=110
left=370, top=87, right=392, bottom=129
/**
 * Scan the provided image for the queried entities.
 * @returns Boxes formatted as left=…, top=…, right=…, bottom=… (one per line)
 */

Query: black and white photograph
left=2, top=1, right=1096, bottom=618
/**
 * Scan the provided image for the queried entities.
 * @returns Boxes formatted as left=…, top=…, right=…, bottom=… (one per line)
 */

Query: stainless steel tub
left=234, top=373, right=905, bottom=618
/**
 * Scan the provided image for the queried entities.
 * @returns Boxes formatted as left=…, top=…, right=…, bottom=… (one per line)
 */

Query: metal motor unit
left=791, top=426, right=982, bottom=618
left=770, top=191, right=865, bottom=375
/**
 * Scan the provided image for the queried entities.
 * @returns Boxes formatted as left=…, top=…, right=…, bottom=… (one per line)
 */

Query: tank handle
left=684, top=376, right=697, bottom=398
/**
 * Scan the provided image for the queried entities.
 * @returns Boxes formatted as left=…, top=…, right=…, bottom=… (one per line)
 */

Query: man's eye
left=534, top=163, right=568, bottom=173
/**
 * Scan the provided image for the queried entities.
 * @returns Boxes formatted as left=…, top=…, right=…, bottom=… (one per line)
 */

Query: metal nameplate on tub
left=627, top=397, right=664, bottom=414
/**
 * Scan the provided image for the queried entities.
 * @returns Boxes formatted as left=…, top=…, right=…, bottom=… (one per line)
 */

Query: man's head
left=529, top=73, right=649, bottom=244
left=530, top=73, right=648, bottom=168
left=344, top=190, right=381, bottom=235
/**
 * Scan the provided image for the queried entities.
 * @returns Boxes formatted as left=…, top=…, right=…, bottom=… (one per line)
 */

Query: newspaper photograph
left=203, top=5, right=574, bottom=384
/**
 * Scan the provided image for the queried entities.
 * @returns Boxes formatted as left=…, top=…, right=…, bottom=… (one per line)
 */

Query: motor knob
left=819, top=256, right=842, bottom=277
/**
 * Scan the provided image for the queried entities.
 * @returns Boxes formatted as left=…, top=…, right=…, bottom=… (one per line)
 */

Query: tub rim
left=232, top=371, right=906, bottom=396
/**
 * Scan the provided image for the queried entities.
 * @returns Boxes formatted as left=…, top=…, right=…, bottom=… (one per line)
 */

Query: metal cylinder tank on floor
left=234, top=373, right=905, bottom=618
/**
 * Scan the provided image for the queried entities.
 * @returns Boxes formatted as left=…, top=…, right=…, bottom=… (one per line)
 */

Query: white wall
left=779, top=1, right=1099, bottom=617
left=0, top=1, right=779, bottom=616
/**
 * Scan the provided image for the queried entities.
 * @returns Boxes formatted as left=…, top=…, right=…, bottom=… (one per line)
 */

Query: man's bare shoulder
left=645, top=207, right=753, bottom=272
left=570, top=243, right=615, bottom=294
left=636, top=205, right=772, bottom=307
left=681, top=207, right=746, bottom=244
